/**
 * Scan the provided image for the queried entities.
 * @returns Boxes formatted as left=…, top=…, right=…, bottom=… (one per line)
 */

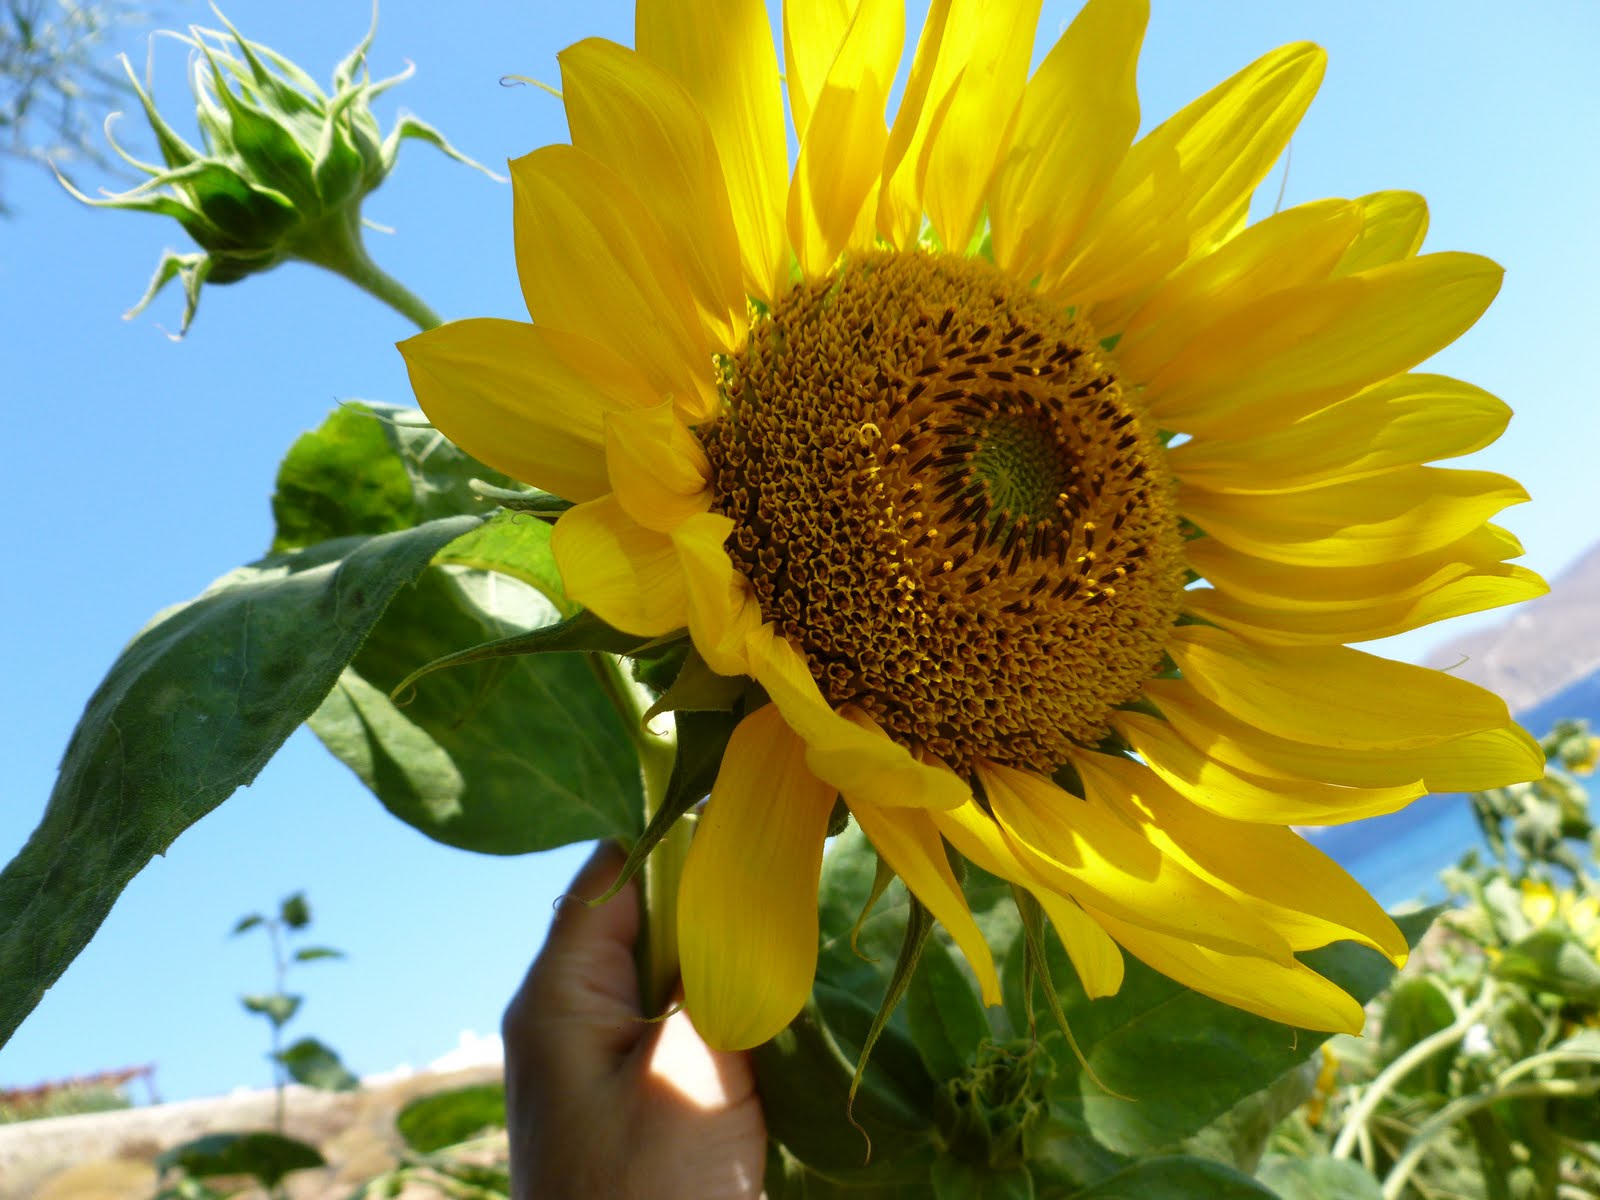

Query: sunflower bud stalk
left=60, top=5, right=493, bottom=334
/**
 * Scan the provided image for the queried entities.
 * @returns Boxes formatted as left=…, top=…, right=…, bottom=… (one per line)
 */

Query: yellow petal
left=745, top=624, right=970, bottom=809
left=1145, top=252, right=1503, bottom=437
left=1186, top=523, right=1527, bottom=607
left=787, top=0, right=902, bottom=276
left=671, top=512, right=763, bottom=677
left=638, top=0, right=789, bottom=304
left=399, top=319, right=655, bottom=502
left=977, top=761, right=1294, bottom=960
left=1168, top=624, right=1513, bottom=750
left=989, top=0, right=1146, bottom=285
left=1180, top=466, right=1528, bottom=567
left=512, top=145, right=716, bottom=422
left=549, top=494, right=687, bottom=636
left=1110, top=199, right=1361, bottom=379
left=1083, top=904, right=1367, bottom=1033
left=1114, top=710, right=1424, bottom=825
left=604, top=401, right=713, bottom=533
left=847, top=796, right=1001, bottom=1005
left=1333, top=190, right=1428, bottom=276
left=1146, top=677, right=1546, bottom=794
left=679, top=703, right=837, bottom=1050
left=783, top=0, right=856, bottom=142
left=1034, top=888, right=1125, bottom=1000
left=878, top=0, right=1042, bottom=250
left=559, top=38, right=748, bottom=351
left=1072, top=750, right=1407, bottom=963
left=1050, top=43, right=1325, bottom=310
left=1169, top=373, right=1512, bottom=493
left=1184, top=564, right=1548, bottom=646
left=930, top=797, right=1124, bottom=997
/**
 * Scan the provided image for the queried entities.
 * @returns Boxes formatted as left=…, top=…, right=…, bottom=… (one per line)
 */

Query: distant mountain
left=1425, top=540, right=1600, bottom=713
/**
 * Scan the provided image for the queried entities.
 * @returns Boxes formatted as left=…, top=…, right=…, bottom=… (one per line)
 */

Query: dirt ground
left=0, top=1064, right=503, bottom=1200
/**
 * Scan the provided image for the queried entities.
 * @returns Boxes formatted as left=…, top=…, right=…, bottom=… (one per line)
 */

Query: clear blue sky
left=2, top=0, right=1597, bottom=1103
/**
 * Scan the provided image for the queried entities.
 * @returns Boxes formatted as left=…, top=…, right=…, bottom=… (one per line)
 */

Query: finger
left=643, top=1008, right=761, bottom=1113
left=504, top=843, right=644, bottom=1083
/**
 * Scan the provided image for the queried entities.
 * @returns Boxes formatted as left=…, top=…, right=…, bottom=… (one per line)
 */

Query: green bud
left=59, top=4, right=495, bottom=334
left=934, top=1038, right=1055, bottom=1172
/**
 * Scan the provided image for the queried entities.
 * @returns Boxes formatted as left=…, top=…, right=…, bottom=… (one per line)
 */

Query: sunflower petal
left=1050, top=42, right=1325, bottom=309
left=1334, top=190, right=1428, bottom=275
left=1071, top=750, right=1407, bottom=963
left=1184, top=564, right=1548, bottom=646
left=746, top=624, right=970, bottom=809
left=1167, top=625, right=1513, bottom=750
left=511, top=145, right=716, bottom=422
left=1083, top=905, right=1367, bottom=1033
left=1168, top=373, right=1512, bottom=492
left=1114, top=710, right=1424, bottom=825
left=787, top=0, right=902, bottom=275
left=671, top=512, right=763, bottom=677
left=399, top=319, right=655, bottom=502
left=783, top=0, right=856, bottom=142
left=1034, top=888, right=1124, bottom=999
left=847, top=796, right=1001, bottom=1005
left=604, top=401, right=713, bottom=533
left=559, top=38, right=747, bottom=350
left=1110, top=199, right=1361, bottom=377
left=989, top=0, right=1146, bottom=285
left=1180, top=466, right=1528, bottom=567
left=1145, top=252, right=1504, bottom=437
left=978, top=761, right=1295, bottom=960
left=1146, top=677, right=1546, bottom=793
left=550, top=494, right=688, bottom=635
left=679, top=703, right=837, bottom=1051
left=879, top=0, right=1041, bottom=250
left=637, top=0, right=789, bottom=304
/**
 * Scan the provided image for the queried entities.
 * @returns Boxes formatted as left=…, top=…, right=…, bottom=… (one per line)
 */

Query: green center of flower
left=702, top=251, right=1186, bottom=775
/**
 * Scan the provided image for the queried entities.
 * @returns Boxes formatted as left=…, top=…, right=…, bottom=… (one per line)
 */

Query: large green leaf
left=0, top=515, right=479, bottom=1047
left=1257, top=1155, right=1384, bottom=1200
left=395, top=1083, right=507, bottom=1153
left=156, top=1132, right=325, bottom=1188
left=1068, top=1155, right=1277, bottom=1199
left=308, top=564, right=643, bottom=853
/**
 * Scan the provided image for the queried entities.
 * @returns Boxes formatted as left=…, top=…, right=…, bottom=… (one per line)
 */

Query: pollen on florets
left=701, top=251, right=1186, bottom=775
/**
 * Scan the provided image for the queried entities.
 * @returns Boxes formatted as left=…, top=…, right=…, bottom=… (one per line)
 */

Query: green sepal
left=850, top=855, right=900, bottom=962
left=848, top=897, right=935, bottom=1148
left=644, top=646, right=747, bottom=719
left=1010, top=885, right=1108, bottom=1096
left=387, top=609, right=668, bottom=701
left=584, top=709, right=739, bottom=908
left=468, top=481, right=573, bottom=520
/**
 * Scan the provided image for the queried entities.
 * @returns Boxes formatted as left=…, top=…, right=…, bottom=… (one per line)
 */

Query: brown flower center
left=702, top=251, right=1185, bottom=775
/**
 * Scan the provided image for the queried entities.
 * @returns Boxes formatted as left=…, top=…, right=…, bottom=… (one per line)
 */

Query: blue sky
left=2, top=0, right=1597, bottom=1102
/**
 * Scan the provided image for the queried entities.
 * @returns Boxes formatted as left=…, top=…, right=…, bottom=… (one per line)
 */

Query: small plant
left=231, top=890, right=357, bottom=1132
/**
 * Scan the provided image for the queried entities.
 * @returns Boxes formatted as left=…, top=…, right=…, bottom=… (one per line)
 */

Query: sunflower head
left=402, top=0, right=1547, bottom=1056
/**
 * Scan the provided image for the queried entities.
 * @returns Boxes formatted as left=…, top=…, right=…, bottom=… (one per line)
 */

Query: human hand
left=502, top=845, right=768, bottom=1200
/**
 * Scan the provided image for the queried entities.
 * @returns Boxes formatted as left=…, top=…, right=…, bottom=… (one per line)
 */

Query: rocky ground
left=0, top=1063, right=503, bottom=1200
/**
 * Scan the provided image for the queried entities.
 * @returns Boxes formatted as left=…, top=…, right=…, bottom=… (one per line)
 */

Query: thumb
left=504, top=844, right=644, bottom=1085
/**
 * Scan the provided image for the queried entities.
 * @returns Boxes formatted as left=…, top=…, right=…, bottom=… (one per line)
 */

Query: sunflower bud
left=60, top=5, right=493, bottom=334
left=934, top=1039, right=1054, bottom=1172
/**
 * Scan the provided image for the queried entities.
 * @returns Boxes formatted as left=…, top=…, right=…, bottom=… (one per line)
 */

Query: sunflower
left=400, top=0, right=1547, bottom=1052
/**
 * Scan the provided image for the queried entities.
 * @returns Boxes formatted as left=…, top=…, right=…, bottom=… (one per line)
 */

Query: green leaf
left=434, top=512, right=572, bottom=611
left=395, top=1083, right=507, bottom=1153
left=907, top=930, right=991, bottom=1083
left=929, top=1159, right=1033, bottom=1200
left=1493, top=926, right=1600, bottom=1003
left=308, top=568, right=643, bottom=854
left=279, top=892, right=310, bottom=929
left=1257, top=1155, right=1385, bottom=1200
left=231, top=914, right=265, bottom=936
left=1069, top=1155, right=1277, bottom=1199
left=293, top=946, right=345, bottom=963
left=277, top=1036, right=358, bottom=1091
left=156, top=1132, right=324, bottom=1187
left=0, top=516, right=480, bottom=1046
left=241, top=992, right=301, bottom=1028
left=270, top=403, right=418, bottom=551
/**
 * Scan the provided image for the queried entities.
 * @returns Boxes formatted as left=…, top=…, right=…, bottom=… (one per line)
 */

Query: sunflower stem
left=588, top=651, right=685, bottom=1017
left=293, top=209, right=443, bottom=331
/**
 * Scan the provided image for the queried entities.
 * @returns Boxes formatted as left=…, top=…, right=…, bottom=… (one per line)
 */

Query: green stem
left=1381, top=1079, right=1600, bottom=1200
left=1333, top=980, right=1497, bottom=1161
left=586, top=652, right=685, bottom=1017
left=294, top=210, right=442, bottom=331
